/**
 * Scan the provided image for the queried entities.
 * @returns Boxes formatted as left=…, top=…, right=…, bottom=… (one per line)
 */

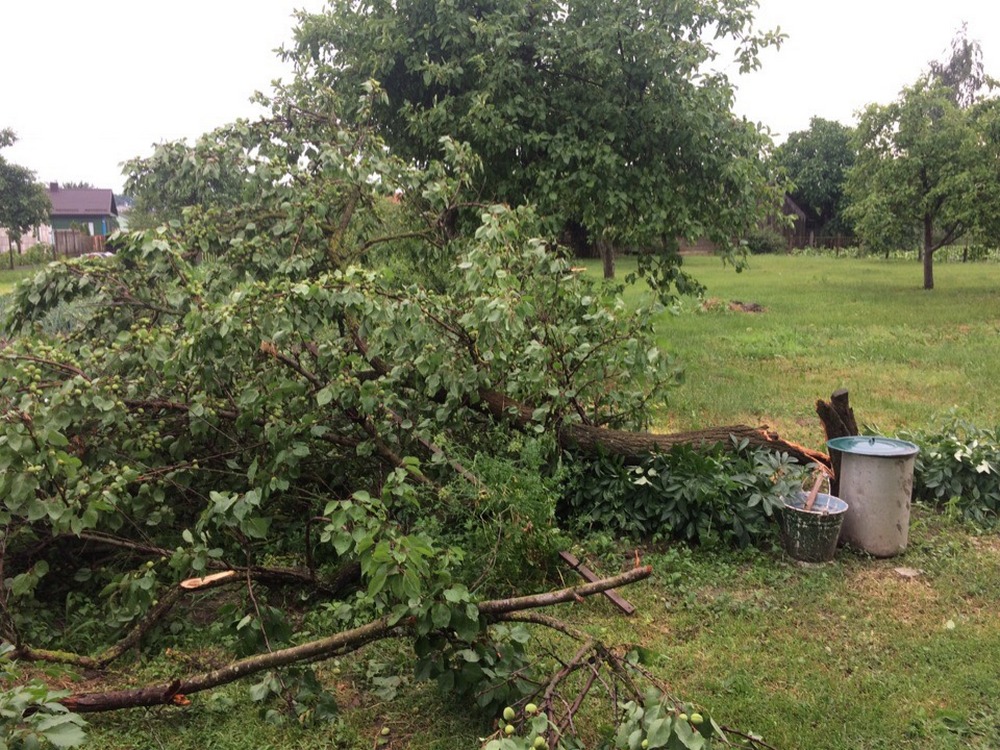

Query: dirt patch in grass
left=842, top=565, right=942, bottom=627
left=969, top=534, right=1000, bottom=554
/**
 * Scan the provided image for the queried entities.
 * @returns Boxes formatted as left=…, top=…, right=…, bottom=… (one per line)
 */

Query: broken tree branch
left=54, top=567, right=653, bottom=714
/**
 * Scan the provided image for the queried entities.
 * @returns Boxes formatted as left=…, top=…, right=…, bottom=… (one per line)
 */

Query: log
left=477, top=390, right=830, bottom=468
left=816, top=388, right=860, bottom=495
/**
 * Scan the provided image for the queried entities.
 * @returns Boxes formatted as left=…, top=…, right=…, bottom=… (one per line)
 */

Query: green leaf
left=33, top=715, right=87, bottom=748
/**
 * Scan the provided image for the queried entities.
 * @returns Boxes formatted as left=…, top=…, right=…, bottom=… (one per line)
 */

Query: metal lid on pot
left=827, top=436, right=919, bottom=458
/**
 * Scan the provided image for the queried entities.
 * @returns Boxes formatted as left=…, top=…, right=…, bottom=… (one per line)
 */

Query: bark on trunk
left=599, top=239, right=615, bottom=279
left=477, top=390, right=830, bottom=469
left=923, top=217, right=935, bottom=290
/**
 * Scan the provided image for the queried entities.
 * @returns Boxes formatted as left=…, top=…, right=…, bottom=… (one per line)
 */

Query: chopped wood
left=559, top=551, right=636, bottom=616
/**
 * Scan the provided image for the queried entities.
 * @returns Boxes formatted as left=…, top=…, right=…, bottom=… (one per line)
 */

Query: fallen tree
left=2, top=33, right=803, bottom=747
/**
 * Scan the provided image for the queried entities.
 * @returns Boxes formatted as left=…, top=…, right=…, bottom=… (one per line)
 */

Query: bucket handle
left=803, top=466, right=833, bottom=512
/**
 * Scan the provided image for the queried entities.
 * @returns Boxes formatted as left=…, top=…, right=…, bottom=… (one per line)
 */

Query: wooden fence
left=54, top=230, right=107, bottom=257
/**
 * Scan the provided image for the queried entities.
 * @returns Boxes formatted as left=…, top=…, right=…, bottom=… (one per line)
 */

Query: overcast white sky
left=2, top=0, right=999, bottom=194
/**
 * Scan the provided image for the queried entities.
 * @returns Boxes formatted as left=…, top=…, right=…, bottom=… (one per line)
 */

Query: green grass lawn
left=622, top=254, right=1000, bottom=447
left=82, top=509, right=1000, bottom=750
left=0, top=267, right=35, bottom=294
left=17, top=254, right=1000, bottom=750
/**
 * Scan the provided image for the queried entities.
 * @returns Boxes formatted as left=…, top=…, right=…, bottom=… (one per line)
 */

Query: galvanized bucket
left=779, top=491, right=848, bottom=563
left=828, top=436, right=919, bottom=557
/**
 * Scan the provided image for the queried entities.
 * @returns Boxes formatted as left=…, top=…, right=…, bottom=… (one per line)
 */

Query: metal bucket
left=779, top=492, right=848, bottom=563
left=828, top=436, right=919, bottom=557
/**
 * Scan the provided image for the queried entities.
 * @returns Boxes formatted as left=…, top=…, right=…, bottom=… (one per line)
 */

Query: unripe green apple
left=504, top=724, right=515, bottom=735
left=503, top=706, right=516, bottom=721
left=690, top=713, right=704, bottom=725
left=525, top=703, right=538, bottom=714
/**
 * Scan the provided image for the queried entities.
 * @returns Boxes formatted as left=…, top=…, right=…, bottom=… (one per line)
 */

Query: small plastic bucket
left=779, top=492, right=848, bottom=563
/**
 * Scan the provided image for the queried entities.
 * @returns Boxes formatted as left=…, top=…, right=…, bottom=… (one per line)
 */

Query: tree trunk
left=356, top=336, right=831, bottom=469
left=923, top=217, right=935, bottom=290
left=599, top=238, right=615, bottom=279
left=476, top=391, right=830, bottom=468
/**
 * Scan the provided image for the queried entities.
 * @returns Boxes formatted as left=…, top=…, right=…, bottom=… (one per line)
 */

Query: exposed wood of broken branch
left=12, top=562, right=361, bottom=670
left=816, top=387, right=860, bottom=495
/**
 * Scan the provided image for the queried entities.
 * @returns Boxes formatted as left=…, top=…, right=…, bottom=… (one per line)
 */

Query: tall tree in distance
left=774, top=117, right=855, bottom=239
left=0, top=129, right=51, bottom=264
left=287, top=0, right=785, bottom=293
left=927, top=22, right=995, bottom=108
left=846, top=28, right=1000, bottom=289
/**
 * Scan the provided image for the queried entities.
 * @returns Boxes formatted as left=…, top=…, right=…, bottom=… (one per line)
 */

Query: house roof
left=46, top=185, right=118, bottom=218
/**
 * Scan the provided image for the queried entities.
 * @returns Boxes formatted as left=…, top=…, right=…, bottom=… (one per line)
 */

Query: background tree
left=846, top=30, right=999, bottom=289
left=0, top=129, right=51, bottom=264
left=927, top=22, right=995, bottom=108
left=121, top=130, right=256, bottom=230
left=774, top=117, right=855, bottom=239
left=287, top=0, right=785, bottom=288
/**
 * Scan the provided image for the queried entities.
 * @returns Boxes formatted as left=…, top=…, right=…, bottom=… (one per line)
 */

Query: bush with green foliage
left=0, top=645, right=87, bottom=749
left=900, top=417, right=1000, bottom=525
left=562, top=438, right=809, bottom=547
left=18, top=243, right=54, bottom=266
left=742, top=227, right=787, bottom=255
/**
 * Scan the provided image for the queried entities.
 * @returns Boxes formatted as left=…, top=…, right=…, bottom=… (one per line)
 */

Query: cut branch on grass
left=11, top=561, right=361, bottom=670
left=53, top=567, right=652, bottom=714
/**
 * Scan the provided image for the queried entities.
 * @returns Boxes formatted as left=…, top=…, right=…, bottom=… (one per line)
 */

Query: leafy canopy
left=845, top=29, right=1000, bottom=288
left=2, top=69, right=679, bottom=723
left=287, top=0, right=785, bottom=291
left=774, top=117, right=855, bottom=236
left=0, top=130, right=51, bottom=252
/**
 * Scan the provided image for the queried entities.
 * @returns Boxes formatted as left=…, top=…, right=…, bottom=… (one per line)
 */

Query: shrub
left=16, top=243, right=55, bottom=266
left=899, top=417, right=1000, bottom=525
left=742, top=227, right=788, bottom=255
left=561, top=438, right=809, bottom=547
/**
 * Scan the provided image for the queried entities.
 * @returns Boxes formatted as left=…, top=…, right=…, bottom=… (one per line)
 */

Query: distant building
left=1, top=184, right=121, bottom=259
left=46, top=183, right=119, bottom=255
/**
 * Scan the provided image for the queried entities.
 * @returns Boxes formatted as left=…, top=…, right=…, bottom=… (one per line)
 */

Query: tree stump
left=815, top=388, right=859, bottom=496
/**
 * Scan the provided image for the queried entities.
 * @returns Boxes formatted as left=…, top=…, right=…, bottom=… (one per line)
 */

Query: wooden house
left=46, top=183, right=119, bottom=255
